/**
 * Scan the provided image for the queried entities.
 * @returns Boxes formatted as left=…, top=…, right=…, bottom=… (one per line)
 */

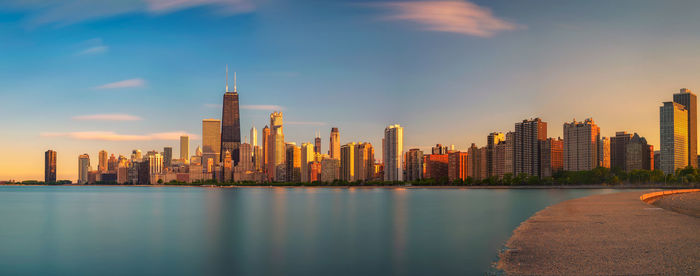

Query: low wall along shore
left=640, top=188, right=700, bottom=203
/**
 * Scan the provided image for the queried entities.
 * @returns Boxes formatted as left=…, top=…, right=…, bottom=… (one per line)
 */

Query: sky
left=1, top=0, right=700, bottom=181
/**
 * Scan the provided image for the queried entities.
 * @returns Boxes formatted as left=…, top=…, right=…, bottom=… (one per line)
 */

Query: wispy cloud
left=72, top=114, right=142, bottom=121
left=372, top=1, right=521, bottom=37
left=241, top=105, right=285, bottom=111
left=41, top=131, right=198, bottom=141
left=76, top=38, right=108, bottom=55
left=2, top=0, right=254, bottom=27
left=94, top=78, right=146, bottom=89
left=286, top=121, right=327, bottom=126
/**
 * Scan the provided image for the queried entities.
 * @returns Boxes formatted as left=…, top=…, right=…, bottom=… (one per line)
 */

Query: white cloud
left=94, top=78, right=146, bottom=89
left=373, top=1, right=521, bottom=37
left=41, top=131, right=199, bottom=141
left=241, top=105, right=285, bottom=111
left=1, top=0, right=254, bottom=27
left=72, top=114, right=142, bottom=121
left=78, top=46, right=109, bottom=55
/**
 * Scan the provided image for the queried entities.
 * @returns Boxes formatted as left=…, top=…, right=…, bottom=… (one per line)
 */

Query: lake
left=0, top=186, right=629, bottom=275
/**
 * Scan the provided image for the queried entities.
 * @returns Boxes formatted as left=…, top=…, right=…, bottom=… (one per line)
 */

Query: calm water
left=0, top=186, right=629, bottom=275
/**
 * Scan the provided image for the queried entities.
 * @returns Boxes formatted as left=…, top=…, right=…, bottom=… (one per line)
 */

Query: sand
left=497, top=191, right=700, bottom=275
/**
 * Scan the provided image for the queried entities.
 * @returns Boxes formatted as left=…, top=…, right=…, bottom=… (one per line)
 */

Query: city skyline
left=3, top=0, right=700, bottom=181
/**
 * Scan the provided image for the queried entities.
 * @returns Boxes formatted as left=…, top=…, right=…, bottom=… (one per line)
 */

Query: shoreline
left=0, top=183, right=698, bottom=189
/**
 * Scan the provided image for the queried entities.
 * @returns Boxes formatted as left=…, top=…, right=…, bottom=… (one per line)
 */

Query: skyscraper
left=300, top=142, right=314, bottom=183
left=563, top=118, right=600, bottom=171
left=329, top=127, right=340, bottom=159
left=203, top=119, right=221, bottom=157
left=269, top=112, right=285, bottom=181
left=340, top=142, right=356, bottom=181
left=163, top=147, right=172, bottom=168
left=383, top=124, right=403, bottom=181
left=238, top=143, right=254, bottom=172
left=45, top=150, right=56, bottom=183
left=448, top=151, right=468, bottom=181
left=599, top=136, right=611, bottom=168
left=660, top=101, right=688, bottom=174
left=514, top=118, right=547, bottom=177
left=78, top=154, right=90, bottom=184
left=250, top=125, right=258, bottom=147
left=314, top=131, right=322, bottom=154
left=98, top=150, right=108, bottom=173
left=610, top=131, right=632, bottom=170
left=673, top=88, right=697, bottom=168
left=262, top=125, right=270, bottom=172
left=486, top=132, right=505, bottom=177
left=221, top=68, right=241, bottom=165
left=285, top=143, right=300, bottom=182
left=540, top=138, right=563, bottom=177
left=626, top=133, right=652, bottom=172
left=180, top=135, right=189, bottom=163
left=354, top=142, right=374, bottom=181
left=405, top=148, right=424, bottom=181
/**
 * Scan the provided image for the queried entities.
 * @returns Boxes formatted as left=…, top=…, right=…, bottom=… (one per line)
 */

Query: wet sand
left=498, top=191, right=700, bottom=275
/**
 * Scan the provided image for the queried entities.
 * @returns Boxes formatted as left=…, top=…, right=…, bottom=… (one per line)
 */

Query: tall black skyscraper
left=221, top=67, right=241, bottom=165
left=45, top=150, right=56, bottom=183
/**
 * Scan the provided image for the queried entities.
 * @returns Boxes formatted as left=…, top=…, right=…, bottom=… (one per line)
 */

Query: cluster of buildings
left=41, top=81, right=699, bottom=184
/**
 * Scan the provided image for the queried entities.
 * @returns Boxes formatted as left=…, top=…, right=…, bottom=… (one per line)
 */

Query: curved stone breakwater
left=497, top=190, right=700, bottom=275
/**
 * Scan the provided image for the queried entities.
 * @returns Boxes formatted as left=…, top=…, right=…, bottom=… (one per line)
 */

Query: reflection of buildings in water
left=269, top=187, right=288, bottom=268
left=392, top=188, right=408, bottom=274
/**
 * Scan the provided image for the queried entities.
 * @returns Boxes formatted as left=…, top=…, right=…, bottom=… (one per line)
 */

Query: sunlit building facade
left=563, top=118, right=600, bottom=171
left=405, top=148, right=424, bottom=181
left=660, top=101, right=688, bottom=174
left=383, top=124, right=403, bottom=181
left=515, top=118, right=547, bottom=177
left=45, top=150, right=56, bottom=183
left=673, top=88, right=697, bottom=168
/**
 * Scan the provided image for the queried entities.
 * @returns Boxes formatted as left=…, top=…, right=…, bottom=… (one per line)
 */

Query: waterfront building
left=203, top=119, right=222, bottom=163
left=431, top=144, right=449, bottom=155
left=253, top=145, right=263, bottom=171
left=660, top=101, right=688, bottom=174
left=673, top=88, right=697, bottom=168
left=45, top=150, right=56, bottom=183
left=250, top=125, right=257, bottom=147
left=653, top=151, right=661, bottom=171
left=107, top=154, right=118, bottom=172
left=320, top=158, right=340, bottom=182
left=131, top=149, right=142, bottom=161
left=269, top=112, right=285, bottom=181
left=329, top=127, right=340, bottom=159
left=425, top=154, right=449, bottom=181
left=540, top=138, right=564, bottom=177
left=448, top=151, right=468, bottom=181
left=467, top=144, right=487, bottom=180
left=221, top=68, right=241, bottom=165
left=383, top=124, right=403, bottom=181
left=626, top=133, right=653, bottom=171
left=515, top=118, right=547, bottom=177
left=493, top=142, right=506, bottom=178
left=301, top=142, right=314, bottom=182
left=262, top=125, right=270, bottom=173
left=405, top=148, right=424, bottom=181
left=78, top=154, right=90, bottom=184
left=238, top=143, right=254, bottom=172
left=563, top=118, right=600, bottom=171
left=180, top=135, right=189, bottom=163
left=163, top=147, right=172, bottom=168
left=599, top=137, right=610, bottom=168
left=314, top=131, right=322, bottom=154
left=486, top=132, right=505, bottom=177
left=504, top=132, right=515, bottom=176
left=285, top=143, right=301, bottom=182
left=98, top=150, right=108, bottom=173
left=340, top=142, right=356, bottom=181
left=354, top=143, right=374, bottom=181
left=610, top=131, right=632, bottom=170
left=309, top=161, right=321, bottom=182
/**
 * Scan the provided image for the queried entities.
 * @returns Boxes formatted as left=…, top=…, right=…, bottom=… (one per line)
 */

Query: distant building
left=425, top=154, right=449, bottom=181
left=486, top=132, right=505, bottom=177
left=309, top=161, right=322, bottom=182
left=250, top=125, right=258, bottom=147
left=610, top=131, right=632, bottom=170
left=354, top=143, right=374, bottom=181
left=314, top=132, right=322, bottom=155
left=269, top=112, right=285, bottom=181
left=467, top=144, right=487, bottom=180
left=329, top=127, right=340, bottom=159
left=98, top=150, right=108, bottom=173
left=340, top=142, right=356, bottom=181
left=504, top=132, right=515, bottom=176
left=163, top=147, right=173, bottom=168
left=515, top=118, right=547, bottom=177
left=238, top=143, right=254, bottom=172
left=448, top=151, right=468, bottom=181
left=320, top=158, right=340, bottom=182
left=660, top=101, right=688, bottom=174
left=653, top=151, right=661, bottom=171
left=673, top=88, right=697, bottom=168
left=285, top=143, right=301, bottom=182
left=180, top=135, right=189, bottom=163
left=626, top=133, right=653, bottom=171
left=563, top=118, right=600, bottom=171
left=431, top=144, right=449, bottom=155
left=262, top=125, right=270, bottom=175
left=78, top=154, right=90, bottom=184
left=383, top=124, right=403, bottom=181
left=107, top=154, right=117, bottom=172
left=493, top=141, right=506, bottom=178
left=598, top=137, right=610, bottom=168
left=203, top=119, right=222, bottom=163
left=540, top=138, right=563, bottom=177
left=253, top=145, right=263, bottom=171
left=300, top=143, right=314, bottom=183
left=220, top=69, right=241, bottom=166
left=45, top=150, right=56, bottom=183
left=405, top=149, right=424, bottom=181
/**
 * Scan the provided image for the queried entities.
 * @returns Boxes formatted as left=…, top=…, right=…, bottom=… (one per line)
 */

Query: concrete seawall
left=498, top=190, right=700, bottom=275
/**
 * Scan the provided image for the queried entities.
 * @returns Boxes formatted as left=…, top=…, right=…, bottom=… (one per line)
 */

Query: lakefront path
left=497, top=190, right=700, bottom=275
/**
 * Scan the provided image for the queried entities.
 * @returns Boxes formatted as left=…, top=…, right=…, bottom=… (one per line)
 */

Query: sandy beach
left=498, top=190, right=700, bottom=275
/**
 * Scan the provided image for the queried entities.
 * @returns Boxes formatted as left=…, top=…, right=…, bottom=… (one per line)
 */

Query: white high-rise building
left=78, top=154, right=90, bottom=184
left=250, top=126, right=258, bottom=147
left=268, top=112, right=285, bottom=181
left=383, top=124, right=403, bottom=181
left=660, top=101, right=689, bottom=174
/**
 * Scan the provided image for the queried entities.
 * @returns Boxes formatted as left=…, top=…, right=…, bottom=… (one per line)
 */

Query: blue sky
left=2, top=0, right=700, bottom=180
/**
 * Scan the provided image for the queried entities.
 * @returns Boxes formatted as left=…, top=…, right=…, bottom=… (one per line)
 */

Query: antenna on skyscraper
left=225, top=64, right=229, bottom=92
left=234, top=72, right=237, bottom=93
